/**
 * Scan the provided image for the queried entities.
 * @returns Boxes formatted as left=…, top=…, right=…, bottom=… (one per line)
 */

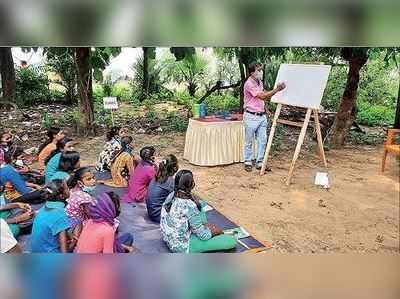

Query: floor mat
left=18, top=172, right=271, bottom=253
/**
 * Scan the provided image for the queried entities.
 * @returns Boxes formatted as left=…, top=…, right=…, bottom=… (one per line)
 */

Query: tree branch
left=198, top=80, right=241, bottom=103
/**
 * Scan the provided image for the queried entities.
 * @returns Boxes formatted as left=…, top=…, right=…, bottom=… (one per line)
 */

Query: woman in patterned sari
left=99, top=136, right=136, bottom=188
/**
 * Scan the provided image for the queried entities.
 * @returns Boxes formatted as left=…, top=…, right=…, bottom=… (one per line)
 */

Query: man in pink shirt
left=243, top=62, right=286, bottom=172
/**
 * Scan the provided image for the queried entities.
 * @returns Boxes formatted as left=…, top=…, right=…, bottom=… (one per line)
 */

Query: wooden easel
left=260, top=103, right=327, bottom=185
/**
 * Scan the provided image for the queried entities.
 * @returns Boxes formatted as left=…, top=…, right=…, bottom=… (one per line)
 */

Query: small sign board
left=103, top=97, right=118, bottom=110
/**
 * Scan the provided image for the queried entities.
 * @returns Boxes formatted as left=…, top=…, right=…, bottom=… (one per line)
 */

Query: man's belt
left=245, top=110, right=265, bottom=116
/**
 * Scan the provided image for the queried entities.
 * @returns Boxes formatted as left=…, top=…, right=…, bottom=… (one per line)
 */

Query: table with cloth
left=184, top=114, right=256, bottom=166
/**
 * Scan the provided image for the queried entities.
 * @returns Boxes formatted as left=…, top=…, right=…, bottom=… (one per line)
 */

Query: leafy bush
left=112, top=82, right=132, bottom=102
left=175, top=91, right=196, bottom=108
left=321, top=65, right=347, bottom=111
left=356, top=100, right=395, bottom=126
left=93, top=85, right=104, bottom=103
left=131, top=56, right=164, bottom=98
left=163, top=111, right=189, bottom=132
left=15, top=68, right=50, bottom=106
left=203, top=94, right=240, bottom=114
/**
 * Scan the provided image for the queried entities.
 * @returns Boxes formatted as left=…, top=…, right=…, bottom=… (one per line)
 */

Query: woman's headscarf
left=88, top=192, right=124, bottom=253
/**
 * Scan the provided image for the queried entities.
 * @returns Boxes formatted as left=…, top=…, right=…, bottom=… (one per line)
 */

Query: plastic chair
left=381, top=129, right=400, bottom=172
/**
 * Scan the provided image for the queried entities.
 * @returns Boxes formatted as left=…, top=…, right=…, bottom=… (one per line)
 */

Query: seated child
left=49, top=151, right=80, bottom=182
left=76, top=192, right=135, bottom=253
left=0, top=201, right=34, bottom=237
left=99, top=136, right=136, bottom=188
left=37, top=127, right=65, bottom=173
left=65, top=167, right=96, bottom=238
left=31, top=179, right=73, bottom=253
left=44, top=137, right=74, bottom=184
left=123, top=146, right=156, bottom=203
left=160, top=170, right=237, bottom=253
left=146, top=154, right=178, bottom=223
left=96, top=127, right=128, bottom=172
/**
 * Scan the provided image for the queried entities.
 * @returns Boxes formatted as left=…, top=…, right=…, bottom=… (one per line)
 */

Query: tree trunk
left=75, top=47, right=94, bottom=135
left=188, top=82, right=196, bottom=97
left=394, top=79, right=400, bottom=129
left=331, top=49, right=368, bottom=147
left=0, top=47, right=16, bottom=104
left=142, top=47, right=149, bottom=101
left=238, top=60, right=246, bottom=113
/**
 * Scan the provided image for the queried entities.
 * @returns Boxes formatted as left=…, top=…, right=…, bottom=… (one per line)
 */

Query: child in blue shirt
left=31, top=179, right=72, bottom=253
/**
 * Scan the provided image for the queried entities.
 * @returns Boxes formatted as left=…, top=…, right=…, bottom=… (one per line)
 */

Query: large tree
left=75, top=47, right=94, bottom=135
left=0, top=47, right=16, bottom=104
left=330, top=48, right=369, bottom=147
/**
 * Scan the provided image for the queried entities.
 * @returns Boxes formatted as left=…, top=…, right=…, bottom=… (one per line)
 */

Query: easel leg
left=260, top=104, right=282, bottom=175
left=286, top=108, right=312, bottom=185
left=313, top=109, right=327, bottom=168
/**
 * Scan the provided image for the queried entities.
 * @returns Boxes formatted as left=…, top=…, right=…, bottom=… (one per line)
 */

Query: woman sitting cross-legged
left=98, top=136, right=136, bottom=188
left=76, top=192, right=136, bottom=253
left=44, top=137, right=74, bottom=184
left=146, top=154, right=179, bottom=223
left=160, top=170, right=237, bottom=253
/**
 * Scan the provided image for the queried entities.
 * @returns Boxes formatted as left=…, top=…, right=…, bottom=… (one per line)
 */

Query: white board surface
left=271, top=64, right=331, bottom=109
left=103, top=97, right=118, bottom=109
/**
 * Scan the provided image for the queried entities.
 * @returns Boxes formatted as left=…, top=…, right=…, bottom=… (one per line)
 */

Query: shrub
left=112, top=82, right=132, bottom=102
left=15, top=68, right=50, bottom=106
left=356, top=100, right=395, bottom=126
left=93, top=85, right=104, bottom=103
left=203, top=94, right=240, bottom=114
left=164, top=111, right=189, bottom=133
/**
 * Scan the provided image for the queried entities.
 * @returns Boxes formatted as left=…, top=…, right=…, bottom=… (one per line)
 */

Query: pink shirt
left=123, top=162, right=156, bottom=203
left=244, top=77, right=264, bottom=113
left=65, top=189, right=93, bottom=222
left=76, top=220, right=115, bottom=253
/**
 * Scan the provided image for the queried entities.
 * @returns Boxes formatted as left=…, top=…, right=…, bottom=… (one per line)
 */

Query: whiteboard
left=271, top=64, right=331, bottom=109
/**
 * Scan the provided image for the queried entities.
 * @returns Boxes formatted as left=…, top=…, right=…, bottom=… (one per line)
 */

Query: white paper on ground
left=202, top=204, right=214, bottom=212
left=315, top=172, right=330, bottom=188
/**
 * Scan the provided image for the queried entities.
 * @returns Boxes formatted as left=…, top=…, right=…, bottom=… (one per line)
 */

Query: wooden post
left=110, top=109, right=115, bottom=126
left=313, top=109, right=327, bottom=168
left=260, top=104, right=282, bottom=175
left=286, top=108, right=312, bottom=185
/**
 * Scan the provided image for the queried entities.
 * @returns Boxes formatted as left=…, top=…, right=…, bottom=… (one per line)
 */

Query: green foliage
left=103, top=75, right=113, bottom=97
left=131, top=56, right=163, bottom=98
left=163, top=111, right=189, bottom=132
left=356, top=101, right=395, bottom=126
left=46, top=47, right=76, bottom=102
left=112, top=82, right=132, bottom=102
left=271, top=125, right=286, bottom=153
left=322, top=66, right=348, bottom=111
left=175, top=91, right=196, bottom=108
left=15, top=68, right=50, bottom=106
left=143, top=99, right=157, bottom=119
left=203, top=94, right=240, bottom=114
left=93, top=85, right=104, bottom=103
left=90, top=47, right=121, bottom=82
left=161, top=54, right=208, bottom=96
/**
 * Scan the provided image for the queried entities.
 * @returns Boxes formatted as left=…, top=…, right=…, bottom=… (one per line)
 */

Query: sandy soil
left=76, top=132, right=399, bottom=253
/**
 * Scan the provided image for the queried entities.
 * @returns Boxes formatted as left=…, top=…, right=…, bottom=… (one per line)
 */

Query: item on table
left=192, top=104, right=200, bottom=118
left=199, top=103, right=207, bottom=119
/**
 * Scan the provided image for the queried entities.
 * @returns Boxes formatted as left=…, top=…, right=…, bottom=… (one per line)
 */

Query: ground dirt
left=75, top=132, right=399, bottom=254
left=3, top=103, right=399, bottom=253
